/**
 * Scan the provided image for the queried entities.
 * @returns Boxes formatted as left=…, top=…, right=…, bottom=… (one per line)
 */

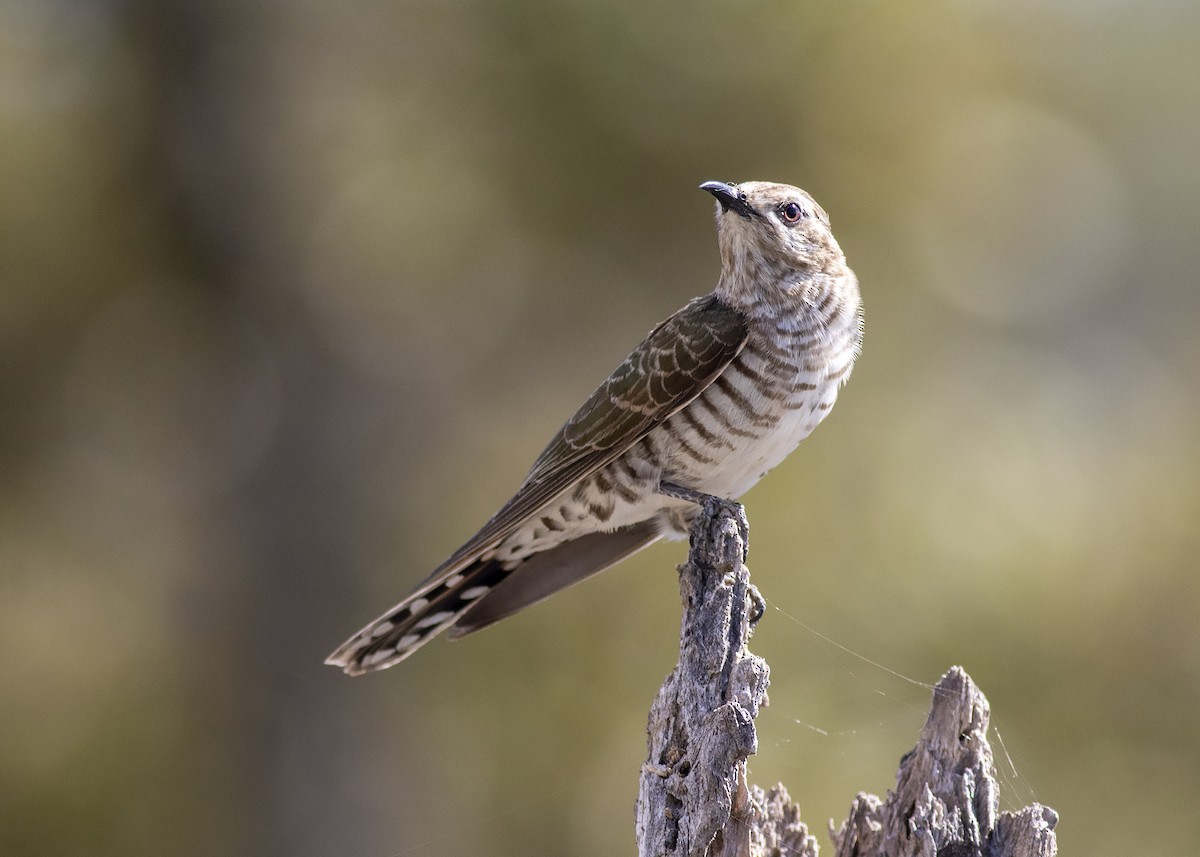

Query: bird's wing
left=413, top=293, right=748, bottom=594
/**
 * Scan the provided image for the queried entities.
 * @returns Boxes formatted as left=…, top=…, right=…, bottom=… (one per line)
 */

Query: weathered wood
left=635, top=498, right=817, bottom=857
left=635, top=501, right=1058, bottom=857
left=831, top=666, right=1059, bottom=857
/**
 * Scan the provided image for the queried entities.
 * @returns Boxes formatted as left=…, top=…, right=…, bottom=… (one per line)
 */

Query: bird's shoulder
left=525, top=294, right=748, bottom=484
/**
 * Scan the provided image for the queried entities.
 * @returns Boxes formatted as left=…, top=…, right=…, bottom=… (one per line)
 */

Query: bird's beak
left=700, top=181, right=757, bottom=219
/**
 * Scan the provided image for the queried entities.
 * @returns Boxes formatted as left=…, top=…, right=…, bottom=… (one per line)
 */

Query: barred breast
left=642, top=277, right=862, bottom=533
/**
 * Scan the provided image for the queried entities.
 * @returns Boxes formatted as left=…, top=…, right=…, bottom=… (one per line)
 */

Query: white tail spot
left=369, top=621, right=395, bottom=638
left=407, top=597, right=429, bottom=613
left=415, top=611, right=454, bottom=630
left=444, top=573, right=465, bottom=588
left=364, top=649, right=394, bottom=666
left=460, top=585, right=489, bottom=600
left=396, top=634, right=422, bottom=650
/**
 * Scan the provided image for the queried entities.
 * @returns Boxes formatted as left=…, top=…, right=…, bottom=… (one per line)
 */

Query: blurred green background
left=3, top=0, right=1198, bottom=855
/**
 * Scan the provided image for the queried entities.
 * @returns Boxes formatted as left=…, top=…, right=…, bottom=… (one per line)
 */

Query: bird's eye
left=779, top=202, right=805, bottom=224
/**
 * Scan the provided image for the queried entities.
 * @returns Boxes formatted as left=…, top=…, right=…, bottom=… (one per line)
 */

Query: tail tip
left=324, top=648, right=360, bottom=676
left=323, top=635, right=423, bottom=676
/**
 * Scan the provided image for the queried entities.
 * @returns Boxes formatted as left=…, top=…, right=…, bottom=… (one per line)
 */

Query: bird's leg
left=657, top=481, right=748, bottom=541
left=658, top=480, right=730, bottom=507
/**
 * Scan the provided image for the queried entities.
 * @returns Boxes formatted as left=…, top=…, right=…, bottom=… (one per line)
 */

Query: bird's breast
left=655, top=330, right=855, bottom=499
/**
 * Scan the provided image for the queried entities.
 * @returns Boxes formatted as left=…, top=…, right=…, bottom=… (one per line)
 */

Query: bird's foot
left=658, top=481, right=748, bottom=546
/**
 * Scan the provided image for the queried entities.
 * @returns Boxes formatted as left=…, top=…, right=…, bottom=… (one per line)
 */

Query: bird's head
left=701, top=180, right=846, bottom=308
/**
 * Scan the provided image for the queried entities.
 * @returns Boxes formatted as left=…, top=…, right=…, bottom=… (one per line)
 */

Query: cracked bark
left=634, top=500, right=1058, bottom=857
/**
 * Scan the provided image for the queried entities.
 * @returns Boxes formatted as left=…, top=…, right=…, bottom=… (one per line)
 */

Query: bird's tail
left=326, top=519, right=663, bottom=675
left=325, top=558, right=511, bottom=675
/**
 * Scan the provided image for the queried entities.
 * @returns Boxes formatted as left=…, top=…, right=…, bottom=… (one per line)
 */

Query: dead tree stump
left=635, top=500, right=1058, bottom=857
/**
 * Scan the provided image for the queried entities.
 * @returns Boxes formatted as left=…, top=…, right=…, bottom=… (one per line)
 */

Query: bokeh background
left=3, top=0, right=1198, bottom=855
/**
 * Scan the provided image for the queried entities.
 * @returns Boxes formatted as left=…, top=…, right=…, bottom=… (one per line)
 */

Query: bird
left=326, top=180, right=863, bottom=675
